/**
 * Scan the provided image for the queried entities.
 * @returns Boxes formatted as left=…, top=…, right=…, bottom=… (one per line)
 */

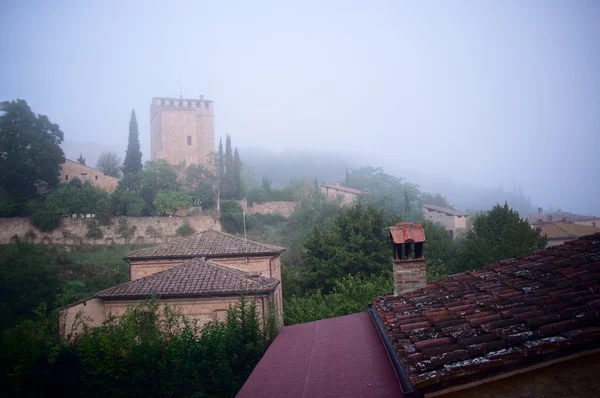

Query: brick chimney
left=389, top=222, right=426, bottom=296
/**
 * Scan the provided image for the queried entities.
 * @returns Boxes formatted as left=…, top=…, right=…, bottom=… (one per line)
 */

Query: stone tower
left=150, top=96, right=215, bottom=167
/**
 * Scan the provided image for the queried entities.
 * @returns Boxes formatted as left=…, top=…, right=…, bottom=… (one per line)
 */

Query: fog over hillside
left=5, top=1, right=598, bottom=216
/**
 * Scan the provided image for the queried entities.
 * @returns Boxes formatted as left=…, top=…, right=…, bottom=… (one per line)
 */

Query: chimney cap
left=389, top=222, right=425, bottom=244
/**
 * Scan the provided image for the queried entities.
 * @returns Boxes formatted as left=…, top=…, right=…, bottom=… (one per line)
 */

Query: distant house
left=538, top=221, right=600, bottom=247
left=320, top=183, right=362, bottom=205
left=422, top=204, right=468, bottom=239
left=239, top=225, right=600, bottom=397
left=526, top=208, right=600, bottom=228
left=60, top=230, right=285, bottom=336
left=61, top=258, right=279, bottom=336
left=59, top=159, right=119, bottom=193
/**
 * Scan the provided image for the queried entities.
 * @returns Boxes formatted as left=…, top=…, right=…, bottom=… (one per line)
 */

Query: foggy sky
left=1, top=1, right=599, bottom=215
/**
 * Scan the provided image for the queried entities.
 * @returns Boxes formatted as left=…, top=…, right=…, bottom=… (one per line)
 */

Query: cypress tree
left=77, top=153, right=86, bottom=165
left=221, top=134, right=234, bottom=198
left=217, top=138, right=224, bottom=180
left=344, top=166, right=350, bottom=185
left=233, top=148, right=243, bottom=199
left=122, top=109, right=143, bottom=176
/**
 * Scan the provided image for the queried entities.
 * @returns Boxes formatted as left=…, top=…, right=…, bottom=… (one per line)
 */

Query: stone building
left=150, top=96, right=215, bottom=168
left=537, top=221, right=600, bottom=247
left=59, top=159, right=119, bottom=193
left=60, top=230, right=285, bottom=335
left=239, top=228, right=600, bottom=397
left=61, top=258, right=279, bottom=336
left=320, top=183, right=362, bottom=205
left=422, top=204, right=468, bottom=239
left=526, top=208, right=600, bottom=228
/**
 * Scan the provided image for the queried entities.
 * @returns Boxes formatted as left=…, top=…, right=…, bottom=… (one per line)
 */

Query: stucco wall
left=437, top=350, right=600, bottom=398
left=62, top=294, right=275, bottom=338
left=0, top=214, right=220, bottom=245
left=393, top=259, right=426, bottom=296
left=60, top=298, right=106, bottom=337
left=59, top=160, right=120, bottom=193
left=422, top=207, right=467, bottom=238
left=237, top=200, right=298, bottom=218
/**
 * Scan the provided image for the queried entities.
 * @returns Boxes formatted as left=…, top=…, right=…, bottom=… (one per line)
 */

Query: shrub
left=117, top=218, right=136, bottom=242
left=175, top=221, right=195, bottom=237
left=85, top=220, right=103, bottom=240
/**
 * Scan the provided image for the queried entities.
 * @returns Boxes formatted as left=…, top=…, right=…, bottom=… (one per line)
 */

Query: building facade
left=422, top=204, right=468, bottom=239
left=59, top=160, right=120, bottom=193
left=320, top=183, right=362, bottom=205
left=150, top=96, right=215, bottom=167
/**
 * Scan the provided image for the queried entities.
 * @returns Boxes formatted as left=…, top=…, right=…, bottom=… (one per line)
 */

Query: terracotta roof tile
left=539, top=222, right=600, bottom=240
left=97, top=258, right=279, bottom=299
left=374, top=233, right=600, bottom=390
left=124, top=230, right=285, bottom=260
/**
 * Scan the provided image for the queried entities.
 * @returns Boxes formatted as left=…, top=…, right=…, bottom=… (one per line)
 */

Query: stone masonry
left=150, top=97, right=214, bottom=168
left=0, top=214, right=220, bottom=245
left=59, top=160, right=120, bottom=193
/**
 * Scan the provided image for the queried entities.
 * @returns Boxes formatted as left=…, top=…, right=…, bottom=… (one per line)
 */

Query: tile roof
left=526, top=211, right=600, bottom=224
left=373, top=233, right=600, bottom=392
left=390, top=222, right=426, bottom=244
left=124, top=230, right=285, bottom=260
left=320, top=183, right=363, bottom=195
left=540, top=222, right=600, bottom=240
left=422, top=204, right=468, bottom=217
left=97, top=258, right=279, bottom=299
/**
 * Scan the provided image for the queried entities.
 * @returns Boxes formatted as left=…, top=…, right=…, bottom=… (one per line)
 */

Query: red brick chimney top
left=389, top=222, right=425, bottom=244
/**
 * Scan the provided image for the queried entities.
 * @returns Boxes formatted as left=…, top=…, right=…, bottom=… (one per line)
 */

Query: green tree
left=153, top=190, right=192, bottom=216
left=302, top=202, right=389, bottom=293
left=0, top=99, right=65, bottom=215
left=457, top=203, right=547, bottom=272
left=420, top=192, right=452, bottom=208
left=77, top=152, right=86, bottom=165
left=233, top=148, right=243, bottom=199
left=0, top=244, right=61, bottom=329
left=221, top=134, right=235, bottom=199
left=96, top=152, right=122, bottom=178
left=217, top=138, right=225, bottom=183
left=122, top=109, right=142, bottom=176
left=422, top=220, right=458, bottom=281
left=284, top=274, right=392, bottom=325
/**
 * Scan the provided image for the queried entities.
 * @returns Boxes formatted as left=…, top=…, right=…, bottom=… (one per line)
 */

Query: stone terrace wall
left=0, top=214, right=220, bottom=245
left=237, top=200, right=298, bottom=218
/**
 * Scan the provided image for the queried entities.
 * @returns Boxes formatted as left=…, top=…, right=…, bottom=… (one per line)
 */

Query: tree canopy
left=0, top=99, right=65, bottom=215
left=457, top=203, right=547, bottom=273
left=96, top=152, right=122, bottom=178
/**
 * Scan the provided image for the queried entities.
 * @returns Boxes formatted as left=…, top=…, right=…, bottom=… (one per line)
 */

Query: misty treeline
left=1, top=298, right=278, bottom=397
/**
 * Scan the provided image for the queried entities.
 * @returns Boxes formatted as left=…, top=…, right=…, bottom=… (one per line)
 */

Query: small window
left=187, top=136, right=192, bottom=145
left=65, top=175, right=69, bottom=181
left=594, top=222, right=597, bottom=227
left=204, top=101, right=209, bottom=108
left=81, top=173, right=88, bottom=181
left=95, top=175, right=98, bottom=180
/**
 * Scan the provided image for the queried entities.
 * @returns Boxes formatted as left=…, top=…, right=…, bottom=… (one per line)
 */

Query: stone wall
left=59, top=160, right=120, bottom=193
left=0, top=214, right=220, bottom=245
left=237, top=200, right=298, bottom=218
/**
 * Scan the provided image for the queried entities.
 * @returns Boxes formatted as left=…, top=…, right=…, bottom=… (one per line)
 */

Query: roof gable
left=97, top=258, right=279, bottom=299
left=320, top=183, right=363, bottom=195
left=374, top=233, right=600, bottom=391
left=422, top=204, right=468, bottom=217
left=124, top=230, right=285, bottom=260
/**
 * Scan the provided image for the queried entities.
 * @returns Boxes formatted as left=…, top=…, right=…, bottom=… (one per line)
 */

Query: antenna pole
left=243, top=211, right=247, bottom=243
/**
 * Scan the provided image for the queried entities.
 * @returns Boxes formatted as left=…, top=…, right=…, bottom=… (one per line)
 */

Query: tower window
left=204, top=101, right=209, bottom=108
left=95, top=175, right=98, bottom=180
left=65, top=175, right=69, bottom=181
left=187, top=136, right=192, bottom=145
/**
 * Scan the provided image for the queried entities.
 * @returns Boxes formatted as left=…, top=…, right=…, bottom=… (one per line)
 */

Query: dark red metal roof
left=237, top=312, right=403, bottom=398
left=389, top=222, right=426, bottom=244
